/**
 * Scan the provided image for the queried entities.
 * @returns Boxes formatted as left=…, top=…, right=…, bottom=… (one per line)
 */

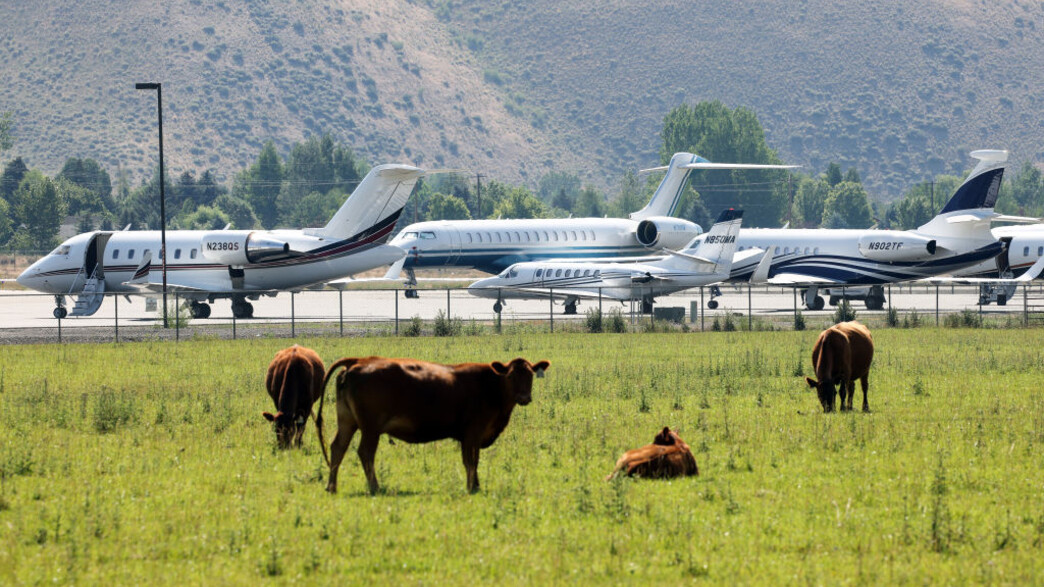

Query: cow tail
left=315, top=357, right=361, bottom=468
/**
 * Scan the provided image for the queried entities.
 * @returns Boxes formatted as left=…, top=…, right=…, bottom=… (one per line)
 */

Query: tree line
left=1, top=102, right=1042, bottom=251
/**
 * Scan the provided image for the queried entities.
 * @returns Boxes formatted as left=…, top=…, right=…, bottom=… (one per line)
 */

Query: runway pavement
left=2, top=282, right=1041, bottom=345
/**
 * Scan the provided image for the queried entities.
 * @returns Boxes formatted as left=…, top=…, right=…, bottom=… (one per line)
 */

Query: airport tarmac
left=2, top=282, right=1041, bottom=344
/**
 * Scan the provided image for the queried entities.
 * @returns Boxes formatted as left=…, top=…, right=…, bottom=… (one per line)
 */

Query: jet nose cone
left=16, top=266, right=35, bottom=288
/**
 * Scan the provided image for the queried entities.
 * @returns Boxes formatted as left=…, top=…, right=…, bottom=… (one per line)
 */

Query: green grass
left=1, top=330, right=1044, bottom=583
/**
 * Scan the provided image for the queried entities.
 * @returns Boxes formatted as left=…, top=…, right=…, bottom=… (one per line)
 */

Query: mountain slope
left=1, top=0, right=1043, bottom=200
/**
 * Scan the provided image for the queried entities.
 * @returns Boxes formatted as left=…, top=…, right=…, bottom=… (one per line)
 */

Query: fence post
left=496, top=288, right=502, bottom=334
left=446, top=288, right=451, bottom=320
left=747, top=284, right=752, bottom=331
left=175, top=292, right=180, bottom=342
left=114, top=294, right=119, bottom=343
left=700, top=287, right=704, bottom=331
left=291, top=291, right=296, bottom=338
left=57, top=309, right=62, bottom=344
left=549, top=288, right=554, bottom=333
left=339, top=289, right=344, bottom=337
left=232, top=300, right=237, bottom=340
left=935, top=285, right=939, bottom=326
left=394, top=289, right=399, bottom=335
left=1024, top=283, right=1029, bottom=327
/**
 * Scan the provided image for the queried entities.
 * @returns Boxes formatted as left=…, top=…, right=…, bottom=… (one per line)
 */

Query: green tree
left=607, top=170, right=647, bottom=218
left=659, top=101, right=789, bottom=227
left=793, top=176, right=829, bottom=228
left=213, top=193, right=259, bottom=229
left=10, top=170, right=67, bottom=250
left=573, top=185, right=605, bottom=217
left=426, top=192, right=471, bottom=220
left=57, top=157, right=113, bottom=214
left=277, top=134, right=363, bottom=227
left=822, top=181, right=872, bottom=228
left=491, top=186, right=548, bottom=219
left=1003, top=161, right=1044, bottom=216
left=538, top=171, right=581, bottom=212
left=1, top=157, right=28, bottom=203
left=235, top=140, right=284, bottom=228
left=825, top=163, right=843, bottom=187
left=0, top=197, right=13, bottom=245
left=284, top=190, right=344, bottom=228
left=180, top=205, right=231, bottom=230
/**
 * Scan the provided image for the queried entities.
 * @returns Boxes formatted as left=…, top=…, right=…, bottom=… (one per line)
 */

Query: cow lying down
left=319, top=356, right=550, bottom=495
left=606, top=427, right=699, bottom=480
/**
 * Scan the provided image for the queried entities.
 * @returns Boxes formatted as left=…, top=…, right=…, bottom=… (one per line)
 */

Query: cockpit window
left=403, top=232, right=418, bottom=239
left=52, top=245, right=71, bottom=256
left=420, top=231, right=436, bottom=239
left=508, top=268, right=519, bottom=278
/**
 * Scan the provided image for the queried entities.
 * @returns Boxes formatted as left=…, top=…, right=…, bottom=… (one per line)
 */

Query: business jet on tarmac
left=467, top=209, right=760, bottom=314
left=720, top=150, right=1014, bottom=310
left=387, top=152, right=797, bottom=297
left=17, top=164, right=425, bottom=319
left=942, top=223, right=1044, bottom=305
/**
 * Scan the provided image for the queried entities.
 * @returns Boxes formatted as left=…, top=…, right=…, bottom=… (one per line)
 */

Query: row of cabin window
left=464, top=230, right=597, bottom=244
left=111, top=248, right=199, bottom=261
left=737, top=246, right=820, bottom=255
left=535, top=268, right=600, bottom=279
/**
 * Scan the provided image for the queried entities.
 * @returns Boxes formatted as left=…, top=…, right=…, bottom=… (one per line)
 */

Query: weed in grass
left=912, top=378, right=928, bottom=397
left=886, top=306, right=900, bottom=327
left=605, top=308, right=627, bottom=333
left=433, top=310, right=462, bottom=336
left=832, top=299, right=857, bottom=323
left=92, top=388, right=136, bottom=433
left=403, top=315, right=423, bottom=336
left=793, top=309, right=806, bottom=331
left=585, top=308, right=603, bottom=333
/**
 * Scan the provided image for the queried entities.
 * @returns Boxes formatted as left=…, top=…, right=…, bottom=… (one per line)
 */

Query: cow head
left=653, top=427, right=678, bottom=446
left=805, top=377, right=837, bottom=413
left=263, top=410, right=307, bottom=448
left=491, top=358, right=551, bottom=405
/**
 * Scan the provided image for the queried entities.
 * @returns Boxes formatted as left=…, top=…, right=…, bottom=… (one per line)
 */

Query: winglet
left=1016, top=255, right=1044, bottom=282
left=127, top=251, right=152, bottom=284
left=748, top=249, right=773, bottom=283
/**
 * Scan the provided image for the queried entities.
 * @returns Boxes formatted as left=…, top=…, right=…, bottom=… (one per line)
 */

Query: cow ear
left=805, top=377, right=818, bottom=389
left=491, top=362, right=509, bottom=375
left=533, top=360, right=550, bottom=375
left=262, top=412, right=276, bottom=422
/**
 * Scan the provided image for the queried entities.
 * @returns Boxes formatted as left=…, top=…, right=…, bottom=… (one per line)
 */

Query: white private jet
left=720, top=149, right=1014, bottom=310
left=17, top=164, right=425, bottom=319
left=388, top=152, right=797, bottom=297
left=942, top=223, right=1044, bottom=305
left=468, top=208, right=756, bottom=314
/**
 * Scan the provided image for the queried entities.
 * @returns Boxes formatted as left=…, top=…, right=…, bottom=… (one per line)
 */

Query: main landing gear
left=706, top=285, right=722, bottom=309
left=188, top=301, right=212, bottom=319
left=403, top=268, right=419, bottom=299
left=231, top=296, right=254, bottom=319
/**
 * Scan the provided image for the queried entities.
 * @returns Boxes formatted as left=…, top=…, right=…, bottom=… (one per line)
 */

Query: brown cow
left=262, top=345, right=325, bottom=449
left=805, top=321, right=874, bottom=412
left=319, top=356, right=550, bottom=495
left=606, top=427, right=699, bottom=481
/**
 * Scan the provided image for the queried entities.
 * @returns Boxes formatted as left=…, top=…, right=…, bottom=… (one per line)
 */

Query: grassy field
left=1, top=328, right=1043, bottom=584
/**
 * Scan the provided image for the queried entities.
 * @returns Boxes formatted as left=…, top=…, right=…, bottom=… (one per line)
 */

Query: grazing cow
left=805, top=321, right=874, bottom=412
left=262, top=345, right=326, bottom=449
left=606, top=427, right=699, bottom=481
left=320, top=356, right=550, bottom=494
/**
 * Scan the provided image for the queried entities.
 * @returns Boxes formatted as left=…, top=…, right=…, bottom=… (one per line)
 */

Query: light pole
left=135, top=82, right=169, bottom=327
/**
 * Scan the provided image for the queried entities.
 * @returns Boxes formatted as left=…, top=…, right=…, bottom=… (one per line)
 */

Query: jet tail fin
left=918, top=150, right=1007, bottom=236
left=665, top=209, right=743, bottom=273
left=314, top=164, right=425, bottom=241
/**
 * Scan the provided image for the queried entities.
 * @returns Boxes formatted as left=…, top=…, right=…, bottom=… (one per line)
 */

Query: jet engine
left=634, top=217, right=703, bottom=250
left=201, top=232, right=300, bottom=265
left=857, top=232, right=937, bottom=261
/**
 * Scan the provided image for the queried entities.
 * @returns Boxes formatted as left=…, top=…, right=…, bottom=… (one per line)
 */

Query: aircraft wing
left=920, top=255, right=1044, bottom=284
left=761, top=273, right=844, bottom=286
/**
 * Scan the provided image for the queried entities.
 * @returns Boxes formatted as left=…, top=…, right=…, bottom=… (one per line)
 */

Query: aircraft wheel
left=191, top=303, right=212, bottom=319
left=829, top=296, right=839, bottom=306
left=812, top=296, right=825, bottom=311
left=405, top=289, right=419, bottom=299
left=707, top=300, right=719, bottom=310
left=493, top=302, right=503, bottom=313
left=865, top=297, right=884, bottom=311
left=53, top=307, right=68, bottom=319
left=997, top=294, right=1007, bottom=306
left=564, top=302, right=577, bottom=315
left=244, top=302, right=254, bottom=318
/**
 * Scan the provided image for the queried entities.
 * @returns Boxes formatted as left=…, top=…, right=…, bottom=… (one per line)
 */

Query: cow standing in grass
left=606, top=427, right=699, bottom=480
left=320, top=356, right=550, bottom=494
left=263, top=345, right=326, bottom=448
left=805, top=321, right=875, bottom=412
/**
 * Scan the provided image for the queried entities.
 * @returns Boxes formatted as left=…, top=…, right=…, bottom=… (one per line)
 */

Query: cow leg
left=357, top=430, right=381, bottom=495
left=860, top=376, right=870, bottom=413
left=846, top=380, right=856, bottom=411
left=461, top=443, right=481, bottom=493
left=326, top=418, right=358, bottom=494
